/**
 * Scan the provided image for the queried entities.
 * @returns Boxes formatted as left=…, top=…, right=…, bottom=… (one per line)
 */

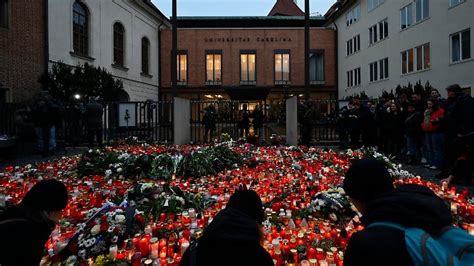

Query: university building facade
left=160, top=16, right=337, bottom=107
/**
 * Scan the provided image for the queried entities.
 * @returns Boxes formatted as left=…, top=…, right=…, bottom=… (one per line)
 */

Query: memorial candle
left=150, top=237, right=159, bottom=259
left=139, top=237, right=150, bottom=257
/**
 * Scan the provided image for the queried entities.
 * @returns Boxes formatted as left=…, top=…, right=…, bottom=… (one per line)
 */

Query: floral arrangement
left=308, top=187, right=357, bottom=224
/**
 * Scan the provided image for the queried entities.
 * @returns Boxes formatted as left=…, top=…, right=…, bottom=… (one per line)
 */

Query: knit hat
left=343, top=159, right=394, bottom=202
left=446, top=84, right=463, bottom=93
left=226, top=190, right=264, bottom=224
left=21, top=179, right=68, bottom=212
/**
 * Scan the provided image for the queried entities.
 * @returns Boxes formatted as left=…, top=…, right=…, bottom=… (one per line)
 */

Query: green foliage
left=75, top=149, right=120, bottom=177
left=149, top=154, right=175, bottom=181
left=39, top=62, right=123, bottom=102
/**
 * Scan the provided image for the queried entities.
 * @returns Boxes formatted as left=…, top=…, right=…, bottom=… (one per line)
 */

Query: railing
left=190, top=100, right=273, bottom=143
left=0, top=101, right=174, bottom=145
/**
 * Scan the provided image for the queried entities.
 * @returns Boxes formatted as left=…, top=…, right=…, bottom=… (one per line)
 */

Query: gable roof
left=268, top=0, right=305, bottom=16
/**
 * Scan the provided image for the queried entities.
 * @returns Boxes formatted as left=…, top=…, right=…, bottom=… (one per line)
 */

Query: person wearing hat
left=0, top=179, right=69, bottom=266
left=180, top=189, right=273, bottom=266
left=343, top=159, right=452, bottom=266
left=404, top=101, right=423, bottom=165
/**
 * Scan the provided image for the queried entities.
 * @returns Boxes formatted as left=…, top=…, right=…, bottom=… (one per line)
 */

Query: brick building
left=0, top=0, right=47, bottom=103
left=160, top=16, right=337, bottom=108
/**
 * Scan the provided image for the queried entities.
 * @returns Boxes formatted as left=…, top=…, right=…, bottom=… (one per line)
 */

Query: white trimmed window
left=415, top=0, right=429, bottom=22
left=369, top=58, right=388, bottom=82
left=368, top=0, right=385, bottom=12
left=346, top=4, right=361, bottom=27
left=450, top=29, right=471, bottom=63
left=400, top=4, right=413, bottom=30
left=369, top=19, right=388, bottom=45
left=347, top=67, right=361, bottom=88
left=346, top=35, right=361, bottom=56
left=401, top=43, right=430, bottom=74
left=449, top=0, right=465, bottom=7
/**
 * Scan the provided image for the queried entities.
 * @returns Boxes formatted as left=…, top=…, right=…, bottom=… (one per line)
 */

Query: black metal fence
left=1, top=99, right=343, bottom=146
left=0, top=101, right=174, bottom=145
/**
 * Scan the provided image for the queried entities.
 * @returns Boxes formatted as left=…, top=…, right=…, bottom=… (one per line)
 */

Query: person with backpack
left=343, top=159, right=474, bottom=266
left=180, top=189, right=273, bottom=266
left=0, top=179, right=69, bottom=266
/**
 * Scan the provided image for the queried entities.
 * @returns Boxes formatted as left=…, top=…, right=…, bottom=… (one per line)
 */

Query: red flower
left=100, top=222, right=109, bottom=232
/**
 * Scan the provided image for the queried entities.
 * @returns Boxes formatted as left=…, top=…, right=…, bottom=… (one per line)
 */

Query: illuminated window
left=177, top=52, right=187, bottom=84
left=206, top=51, right=222, bottom=85
left=274, top=51, right=290, bottom=85
left=240, top=52, right=256, bottom=85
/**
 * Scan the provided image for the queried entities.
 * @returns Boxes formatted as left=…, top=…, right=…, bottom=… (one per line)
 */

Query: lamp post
left=171, top=0, right=177, bottom=98
left=304, top=0, right=310, bottom=101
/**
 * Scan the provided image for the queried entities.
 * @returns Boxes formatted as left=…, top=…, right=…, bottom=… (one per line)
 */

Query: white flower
left=78, top=249, right=86, bottom=259
left=91, top=224, right=101, bottom=236
left=116, top=168, right=123, bottom=173
left=329, top=213, right=338, bottom=222
left=105, top=169, right=112, bottom=177
left=88, top=149, right=93, bottom=153
left=115, top=214, right=126, bottom=223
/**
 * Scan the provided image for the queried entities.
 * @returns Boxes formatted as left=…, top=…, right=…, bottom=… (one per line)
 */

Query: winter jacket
left=0, top=206, right=55, bottom=266
left=421, top=108, right=445, bottom=133
left=344, top=184, right=452, bottom=266
left=84, top=101, right=104, bottom=129
left=381, top=111, right=404, bottom=137
left=180, top=207, right=273, bottom=266
left=404, top=111, right=423, bottom=137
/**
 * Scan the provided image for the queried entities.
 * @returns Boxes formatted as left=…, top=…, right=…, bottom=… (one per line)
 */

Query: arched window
left=113, top=22, right=125, bottom=66
left=73, top=2, right=89, bottom=55
left=142, top=37, right=150, bottom=75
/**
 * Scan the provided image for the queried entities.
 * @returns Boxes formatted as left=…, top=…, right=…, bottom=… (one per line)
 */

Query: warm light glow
left=74, top=94, right=81, bottom=100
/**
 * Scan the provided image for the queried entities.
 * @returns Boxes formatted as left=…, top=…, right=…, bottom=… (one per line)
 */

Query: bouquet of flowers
left=308, top=187, right=357, bottom=224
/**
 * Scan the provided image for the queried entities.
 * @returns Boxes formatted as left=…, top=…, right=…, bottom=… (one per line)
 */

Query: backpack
left=368, top=222, right=474, bottom=266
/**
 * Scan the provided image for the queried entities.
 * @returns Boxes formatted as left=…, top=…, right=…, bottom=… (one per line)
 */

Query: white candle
left=469, top=224, right=474, bottom=235
left=109, top=244, right=118, bottom=259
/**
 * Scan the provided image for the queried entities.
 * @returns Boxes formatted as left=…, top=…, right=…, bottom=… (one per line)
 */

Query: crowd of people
left=14, top=91, right=104, bottom=155
left=337, top=84, right=474, bottom=186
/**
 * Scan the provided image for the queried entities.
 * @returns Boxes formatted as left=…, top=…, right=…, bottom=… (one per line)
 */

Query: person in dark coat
left=0, top=179, right=69, bottom=266
left=180, top=190, right=273, bottom=266
left=346, top=102, right=361, bottom=149
left=404, top=101, right=423, bottom=164
left=381, top=102, right=404, bottom=157
left=343, top=159, right=452, bottom=266
left=441, top=132, right=474, bottom=186
left=238, top=104, right=251, bottom=138
left=251, top=104, right=265, bottom=140
left=202, top=104, right=217, bottom=143
left=31, top=91, right=56, bottom=155
left=84, top=97, right=104, bottom=148
left=358, top=102, right=376, bottom=148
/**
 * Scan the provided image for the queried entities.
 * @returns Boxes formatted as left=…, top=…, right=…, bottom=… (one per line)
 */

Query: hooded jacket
left=344, top=184, right=452, bottom=266
left=0, top=206, right=55, bottom=266
left=180, top=207, right=273, bottom=266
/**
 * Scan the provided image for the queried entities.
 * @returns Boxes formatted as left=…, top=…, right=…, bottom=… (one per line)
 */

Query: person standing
left=404, top=102, right=423, bottom=165
left=421, top=99, right=445, bottom=170
left=251, top=104, right=265, bottom=140
left=31, top=91, right=55, bottom=155
left=202, top=103, right=217, bottom=143
left=381, top=102, right=404, bottom=157
left=0, top=179, right=69, bottom=266
left=84, top=97, right=104, bottom=148
left=238, top=104, right=251, bottom=138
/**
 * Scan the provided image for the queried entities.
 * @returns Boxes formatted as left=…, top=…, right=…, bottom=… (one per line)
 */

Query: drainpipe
left=43, top=0, right=49, bottom=83
left=158, top=22, right=164, bottom=101
left=333, top=22, right=338, bottom=101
